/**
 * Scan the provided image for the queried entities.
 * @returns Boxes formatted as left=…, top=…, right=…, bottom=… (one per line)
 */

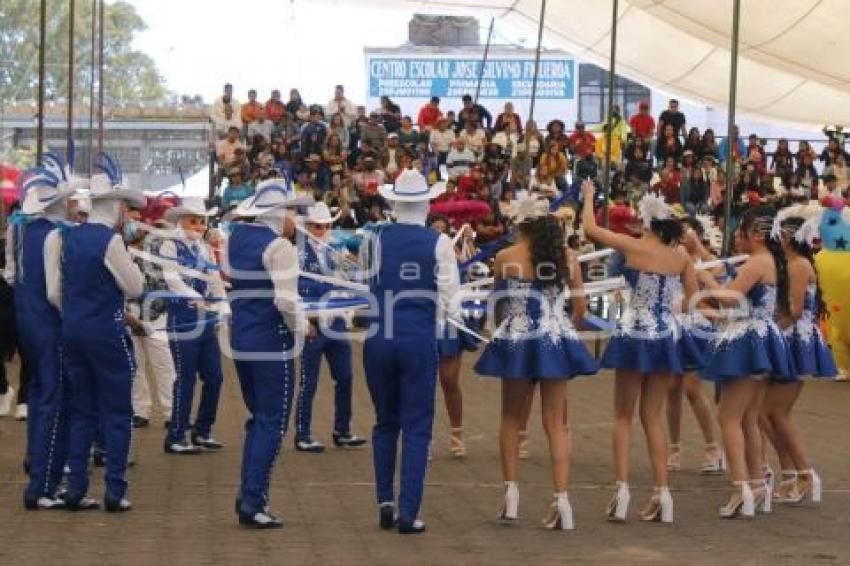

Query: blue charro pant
left=20, top=318, right=68, bottom=502
left=166, top=318, right=223, bottom=444
left=296, top=318, right=353, bottom=440
left=363, top=336, right=438, bottom=524
left=64, top=330, right=135, bottom=502
left=234, top=328, right=295, bottom=515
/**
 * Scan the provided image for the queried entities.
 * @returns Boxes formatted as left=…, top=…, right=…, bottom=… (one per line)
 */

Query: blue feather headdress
left=93, top=151, right=123, bottom=187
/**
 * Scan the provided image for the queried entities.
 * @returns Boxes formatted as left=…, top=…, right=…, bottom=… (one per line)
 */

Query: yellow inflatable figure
left=814, top=201, right=850, bottom=378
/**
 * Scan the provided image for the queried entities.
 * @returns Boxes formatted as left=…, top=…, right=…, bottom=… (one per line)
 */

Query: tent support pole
left=88, top=0, right=96, bottom=173
left=723, top=0, right=741, bottom=256
left=601, top=0, right=619, bottom=227
left=67, top=0, right=75, bottom=163
left=526, top=0, right=547, bottom=190
left=97, top=0, right=104, bottom=155
left=474, top=18, right=495, bottom=105
left=36, top=0, right=47, bottom=164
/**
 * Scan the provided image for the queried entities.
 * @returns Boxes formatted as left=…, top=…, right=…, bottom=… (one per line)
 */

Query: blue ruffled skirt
left=701, top=321, right=793, bottom=382
left=783, top=325, right=838, bottom=380
left=601, top=332, right=704, bottom=375
left=475, top=335, right=598, bottom=380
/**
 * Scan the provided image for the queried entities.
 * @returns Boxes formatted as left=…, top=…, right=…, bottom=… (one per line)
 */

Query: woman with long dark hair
left=697, top=206, right=794, bottom=519
left=582, top=182, right=699, bottom=525
left=763, top=206, right=837, bottom=505
left=475, top=196, right=597, bottom=531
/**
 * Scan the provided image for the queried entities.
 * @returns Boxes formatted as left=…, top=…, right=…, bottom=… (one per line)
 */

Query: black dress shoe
left=191, top=433, right=223, bottom=450
left=104, top=498, right=132, bottom=513
left=66, top=496, right=101, bottom=511
left=92, top=449, right=106, bottom=468
left=295, top=438, right=325, bottom=453
left=333, top=432, right=367, bottom=448
left=132, top=415, right=150, bottom=429
left=238, top=511, right=283, bottom=529
left=379, top=503, right=396, bottom=530
left=398, top=519, right=426, bottom=534
left=164, top=440, right=202, bottom=455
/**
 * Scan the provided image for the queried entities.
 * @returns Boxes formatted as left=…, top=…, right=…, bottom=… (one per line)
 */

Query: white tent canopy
left=338, top=0, right=850, bottom=130
left=156, top=168, right=210, bottom=198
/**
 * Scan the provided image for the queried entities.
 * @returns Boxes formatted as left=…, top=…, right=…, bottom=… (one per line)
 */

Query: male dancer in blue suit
left=363, top=169, right=459, bottom=534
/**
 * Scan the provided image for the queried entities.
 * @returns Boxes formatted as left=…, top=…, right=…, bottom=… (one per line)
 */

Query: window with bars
left=578, top=64, right=650, bottom=124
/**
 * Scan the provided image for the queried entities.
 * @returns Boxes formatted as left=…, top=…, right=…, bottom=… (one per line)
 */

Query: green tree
left=0, top=0, right=168, bottom=105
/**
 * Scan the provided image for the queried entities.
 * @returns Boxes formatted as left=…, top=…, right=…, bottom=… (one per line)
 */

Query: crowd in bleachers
left=208, top=82, right=850, bottom=242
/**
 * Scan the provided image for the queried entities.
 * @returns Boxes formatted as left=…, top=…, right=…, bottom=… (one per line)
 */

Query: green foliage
left=0, top=0, right=167, bottom=104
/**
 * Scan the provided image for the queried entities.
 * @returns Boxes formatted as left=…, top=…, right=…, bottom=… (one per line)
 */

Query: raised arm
left=580, top=181, right=640, bottom=253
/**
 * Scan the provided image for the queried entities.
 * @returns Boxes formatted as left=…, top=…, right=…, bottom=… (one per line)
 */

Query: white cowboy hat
left=304, top=202, right=340, bottom=224
left=233, top=178, right=314, bottom=217
left=164, top=196, right=219, bottom=222
left=89, top=173, right=147, bottom=207
left=20, top=172, right=77, bottom=215
left=378, top=169, right=446, bottom=202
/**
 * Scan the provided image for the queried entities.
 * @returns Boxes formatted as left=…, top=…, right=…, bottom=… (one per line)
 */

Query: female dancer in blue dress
left=697, top=206, right=793, bottom=518
left=667, top=217, right=723, bottom=474
left=581, top=181, right=699, bottom=524
left=475, top=196, right=597, bottom=531
left=762, top=205, right=837, bottom=505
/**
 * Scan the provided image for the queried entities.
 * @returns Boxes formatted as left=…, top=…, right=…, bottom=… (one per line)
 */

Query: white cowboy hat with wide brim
left=89, top=173, right=147, bottom=207
left=233, top=178, right=314, bottom=217
left=21, top=184, right=76, bottom=214
left=304, top=202, right=340, bottom=224
left=379, top=169, right=446, bottom=202
left=164, top=196, right=219, bottom=222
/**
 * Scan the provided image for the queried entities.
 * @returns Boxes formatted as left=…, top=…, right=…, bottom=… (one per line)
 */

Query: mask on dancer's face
left=122, top=220, right=139, bottom=242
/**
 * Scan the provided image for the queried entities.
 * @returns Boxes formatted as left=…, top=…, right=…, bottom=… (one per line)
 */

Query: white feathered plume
left=637, top=192, right=671, bottom=228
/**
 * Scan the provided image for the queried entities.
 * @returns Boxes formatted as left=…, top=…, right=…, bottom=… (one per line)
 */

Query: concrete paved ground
left=1, top=343, right=848, bottom=565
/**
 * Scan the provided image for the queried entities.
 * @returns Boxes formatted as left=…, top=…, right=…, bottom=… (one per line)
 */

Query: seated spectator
left=301, top=108, right=328, bottom=157
left=819, top=137, right=847, bottom=166
left=492, top=120, right=519, bottom=158
left=545, top=119, right=569, bottom=154
left=457, top=94, right=493, bottom=131
left=540, top=141, right=569, bottom=193
left=351, top=156, right=386, bottom=196
left=718, top=125, right=746, bottom=165
left=326, top=84, right=358, bottom=126
left=795, top=140, right=817, bottom=169
left=820, top=173, right=840, bottom=199
left=628, top=100, right=655, bottom=143
left=684, top=127, right=702, bottom=155
left=380, top=133, right=404, bottom=179
left=217, top=127, right=245, bottom=167
left=322, top=133, right=348, bottom=176
left=624, top=146, right=652, bottom=184
left=328, top=112, right=350, bottom=151
left=429, top=117, right=456, bottom=167
left=414, top=140, right=439, bottom=183
left=472, top=211, right=505, bottom=244
left=655, top=124, right=683, bottom=163
left=459, top=120, right=487, bottom=157
left=523, top=120, right=544, bottom=164
left=397, top=116, right=419, bottom=151
left=417, top=96, right=442, bottom=132
left=623, top=171, right=648, bottom=208
left=482, top=142, right=509, bottom=196
left=795, top=152, right=819, bottom=197
left=494, top=102, right=522, bottom=134
left=653, top=168, right=681, bottom=204
left=446, top=139, right=476, bottom=180
left=265, top=89, right=287, bottom=131
left=286, top=88, right=304, bottom=118
left=303, top=153, right=331, bottom=196
left=221, top=168, right=254, bottom=211
left=700, top=128, right=719, bottom=160
left=824, top=153, right=850, bottom=192
left=681, top=166, right=709, bottom=215
left=213, top=103, right=243, bottom=139
left=568, top=121, right=596, bottom=159
left=241, top=89, right=263, bottom=126
left=378, top=95, right=402, bottom=133
left=247, top=108, right=273, bottom=144
left=360, top=112, right=388, bottom=150
left=530, top=163, right=559, bottom=200
left=510, top=150, right=531, bottom=191
left=445, top=110, right=458, bottom=132
left=598, top=189, right=636, bottom=235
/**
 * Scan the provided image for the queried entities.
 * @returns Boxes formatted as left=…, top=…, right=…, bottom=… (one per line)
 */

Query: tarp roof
left=343, top=0, right=850, bottom=130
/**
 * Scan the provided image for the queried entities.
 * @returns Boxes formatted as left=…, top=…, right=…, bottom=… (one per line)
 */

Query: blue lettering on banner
left=368, top=57, right=575, bottom=99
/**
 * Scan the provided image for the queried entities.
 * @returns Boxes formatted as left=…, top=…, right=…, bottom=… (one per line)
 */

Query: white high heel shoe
left=639, top=486, right=674, bottom=524
left=720, top=481, right=755, bottom=519
left=500, top=481, right=519, bottom=521
left=772, top=470, right=798, bottom=503
left=542, top=492, right=574, bottom=530
left=752, top=479, right=772, bottom=513
left=606, top=481, right=630, bottom=522
left=788, top=469, right=822, bottom=504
